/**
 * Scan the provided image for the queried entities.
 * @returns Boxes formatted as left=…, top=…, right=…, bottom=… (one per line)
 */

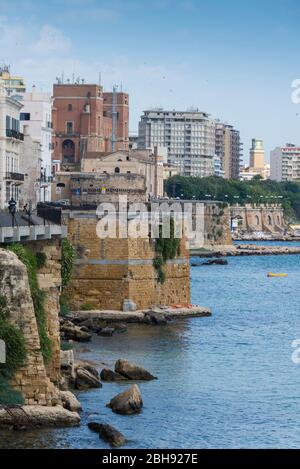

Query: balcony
left=37, top=176, right=54, bottom=184
left=5, top=172, right=25, bottom=182
left=6, top=129, right=24, bottom=141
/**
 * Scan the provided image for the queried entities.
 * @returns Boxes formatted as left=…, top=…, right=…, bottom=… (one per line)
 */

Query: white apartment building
left=17, top=87, right=53, bottom=202
left=0, top=86, right=24, bottom=209
left=138, top=109, right=215, bottom=177
left=270, top=144, right=300, bottom=181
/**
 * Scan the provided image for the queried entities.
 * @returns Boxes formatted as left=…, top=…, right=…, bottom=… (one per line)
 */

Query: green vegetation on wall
left=165, top=175, right=300, bottom=221
left=153, top=217, right=180, bottom=284
left=7, top=244, right=52, bottom=364
left=0, top=296, right=26, bottom=405
left=61, top=239, right=76, bottom=290
left=60, top=239, right=76, bottom=316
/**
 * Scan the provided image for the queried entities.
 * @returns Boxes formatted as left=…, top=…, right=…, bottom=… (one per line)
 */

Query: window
left=68, top=104, right=72, bottom=111
left=115, top=167, right=120, bottom=173
left=6, top=115, right=11, bottom=129
left=66, top=121, right=73, bottom=134
left=20, top=112, right=30, bottom=121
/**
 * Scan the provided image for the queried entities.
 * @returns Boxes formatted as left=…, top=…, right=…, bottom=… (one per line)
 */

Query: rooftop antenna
left=111, top=84, right=118, bottom=152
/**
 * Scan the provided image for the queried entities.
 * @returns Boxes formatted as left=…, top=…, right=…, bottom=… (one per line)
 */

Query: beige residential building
left=240, top=164, right=270, bottom=181
left=215, top=122, right=242, bottom=179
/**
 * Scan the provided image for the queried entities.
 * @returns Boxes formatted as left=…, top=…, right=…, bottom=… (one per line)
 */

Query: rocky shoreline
left=0, top=305, right=211, bottom=443
left=191, top=244, right=300, bottom=258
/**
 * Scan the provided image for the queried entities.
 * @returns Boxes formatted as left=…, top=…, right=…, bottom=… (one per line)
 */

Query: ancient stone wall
left=66, top=214, right=190, bottom=310
left=230, top=204, right=286, bottom=234
left=203, top=203, right=232, bottom=246
left=0, top=249, right=59, bottom=406
left=27, top=240, right=62, bottom=385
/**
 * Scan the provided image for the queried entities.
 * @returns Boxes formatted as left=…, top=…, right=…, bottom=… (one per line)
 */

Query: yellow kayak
left=267, top=272, right=288, bottom=277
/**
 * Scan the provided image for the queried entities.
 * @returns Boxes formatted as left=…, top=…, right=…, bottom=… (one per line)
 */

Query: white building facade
left=138, top=109, right=215, bottom=177
left=270, top=144, right=300, bottom=182
left=17, top=88, right=53, bottom=202
left=0, top=86, right=24, bottom=209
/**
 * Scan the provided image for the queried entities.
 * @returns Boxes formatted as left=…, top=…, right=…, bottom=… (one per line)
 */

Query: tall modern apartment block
left=215, top=122, right=242, bottom=179
left=138, top=109, right=215, bottom=177
left=270, top=144, right=300, bottom=181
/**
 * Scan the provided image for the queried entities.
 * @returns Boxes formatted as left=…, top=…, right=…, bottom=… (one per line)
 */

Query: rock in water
left=100, top=368, right=127, bottom=382
left=97, top=327, right=115, bottom=337
left=88, top=422, right=126, bottom=447
left=60, top=323, right=92, bottom=342
left=115, top=359, right=157, bottom=380
left=75, top=367, right=102, bottom=390
left=145, top=312, right=167, bottom=325
left=201, top=259, right=228, bottom=266
left=106, top=384, right=143, bottom=415
left=59, top=391, right=82, bottom=411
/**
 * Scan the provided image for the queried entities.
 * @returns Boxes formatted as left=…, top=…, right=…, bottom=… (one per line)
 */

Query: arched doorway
left=62, top=139, right=75, bottom=164
left=115, top=167, right=120, bottom=173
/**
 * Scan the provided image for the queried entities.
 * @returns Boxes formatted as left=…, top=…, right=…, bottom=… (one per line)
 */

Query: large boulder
left=106, top=384, right=143, bottom=415
left=60, top=349, right=76, bottom=387
left=60, top=322, right=92, bottom=342
left=115, top=359, right=157, bottom=381
left=144, top=312, right=167, bottom=326
left=75, top=366, right=102, bottom=390
left=100, top=368, right=127, bottom=382
left=59, top=391, right=82, bottom=412
left=97, top=327, right=115, bottom=337
left=88, top=422, right=126, bottom=447
left=0, top=405, right=80, bottom=428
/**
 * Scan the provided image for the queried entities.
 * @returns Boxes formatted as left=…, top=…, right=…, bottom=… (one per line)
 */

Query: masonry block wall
left=230, top=204, right=285, bottom=234
left=0, top=249, right=60, bottom=406
left=66, top=214, right=190, bottom=310
left=27, top=239, right=62, bottom=385
left=203, top=203, right=232, bottom=246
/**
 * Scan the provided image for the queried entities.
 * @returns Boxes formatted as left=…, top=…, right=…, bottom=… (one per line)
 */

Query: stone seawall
left=66, top=214, right=190, bottom=310
left=191, top=244, right=300, bottom=257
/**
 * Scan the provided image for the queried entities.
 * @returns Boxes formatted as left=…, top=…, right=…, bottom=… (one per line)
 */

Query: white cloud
left=32, top=24, right=72, bottom=54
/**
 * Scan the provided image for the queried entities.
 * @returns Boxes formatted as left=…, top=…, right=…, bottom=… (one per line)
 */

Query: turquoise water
left=1, top=252, right=300, bottom=448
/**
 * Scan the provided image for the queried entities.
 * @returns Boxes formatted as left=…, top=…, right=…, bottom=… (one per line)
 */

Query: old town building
left=52, top=83, right=129, bottom=171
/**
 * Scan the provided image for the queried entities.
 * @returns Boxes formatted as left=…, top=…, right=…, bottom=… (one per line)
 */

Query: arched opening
left=115, top=167, right=120, bottom=173
left=62, top=139, right=75, bottom=164
left=255, top=215, right=260, bottom=225
left=268, top=215, right=272, bottom=225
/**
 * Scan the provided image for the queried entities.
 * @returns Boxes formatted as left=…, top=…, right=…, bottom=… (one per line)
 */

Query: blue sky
left=1, top=0, right=300, bottom=162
